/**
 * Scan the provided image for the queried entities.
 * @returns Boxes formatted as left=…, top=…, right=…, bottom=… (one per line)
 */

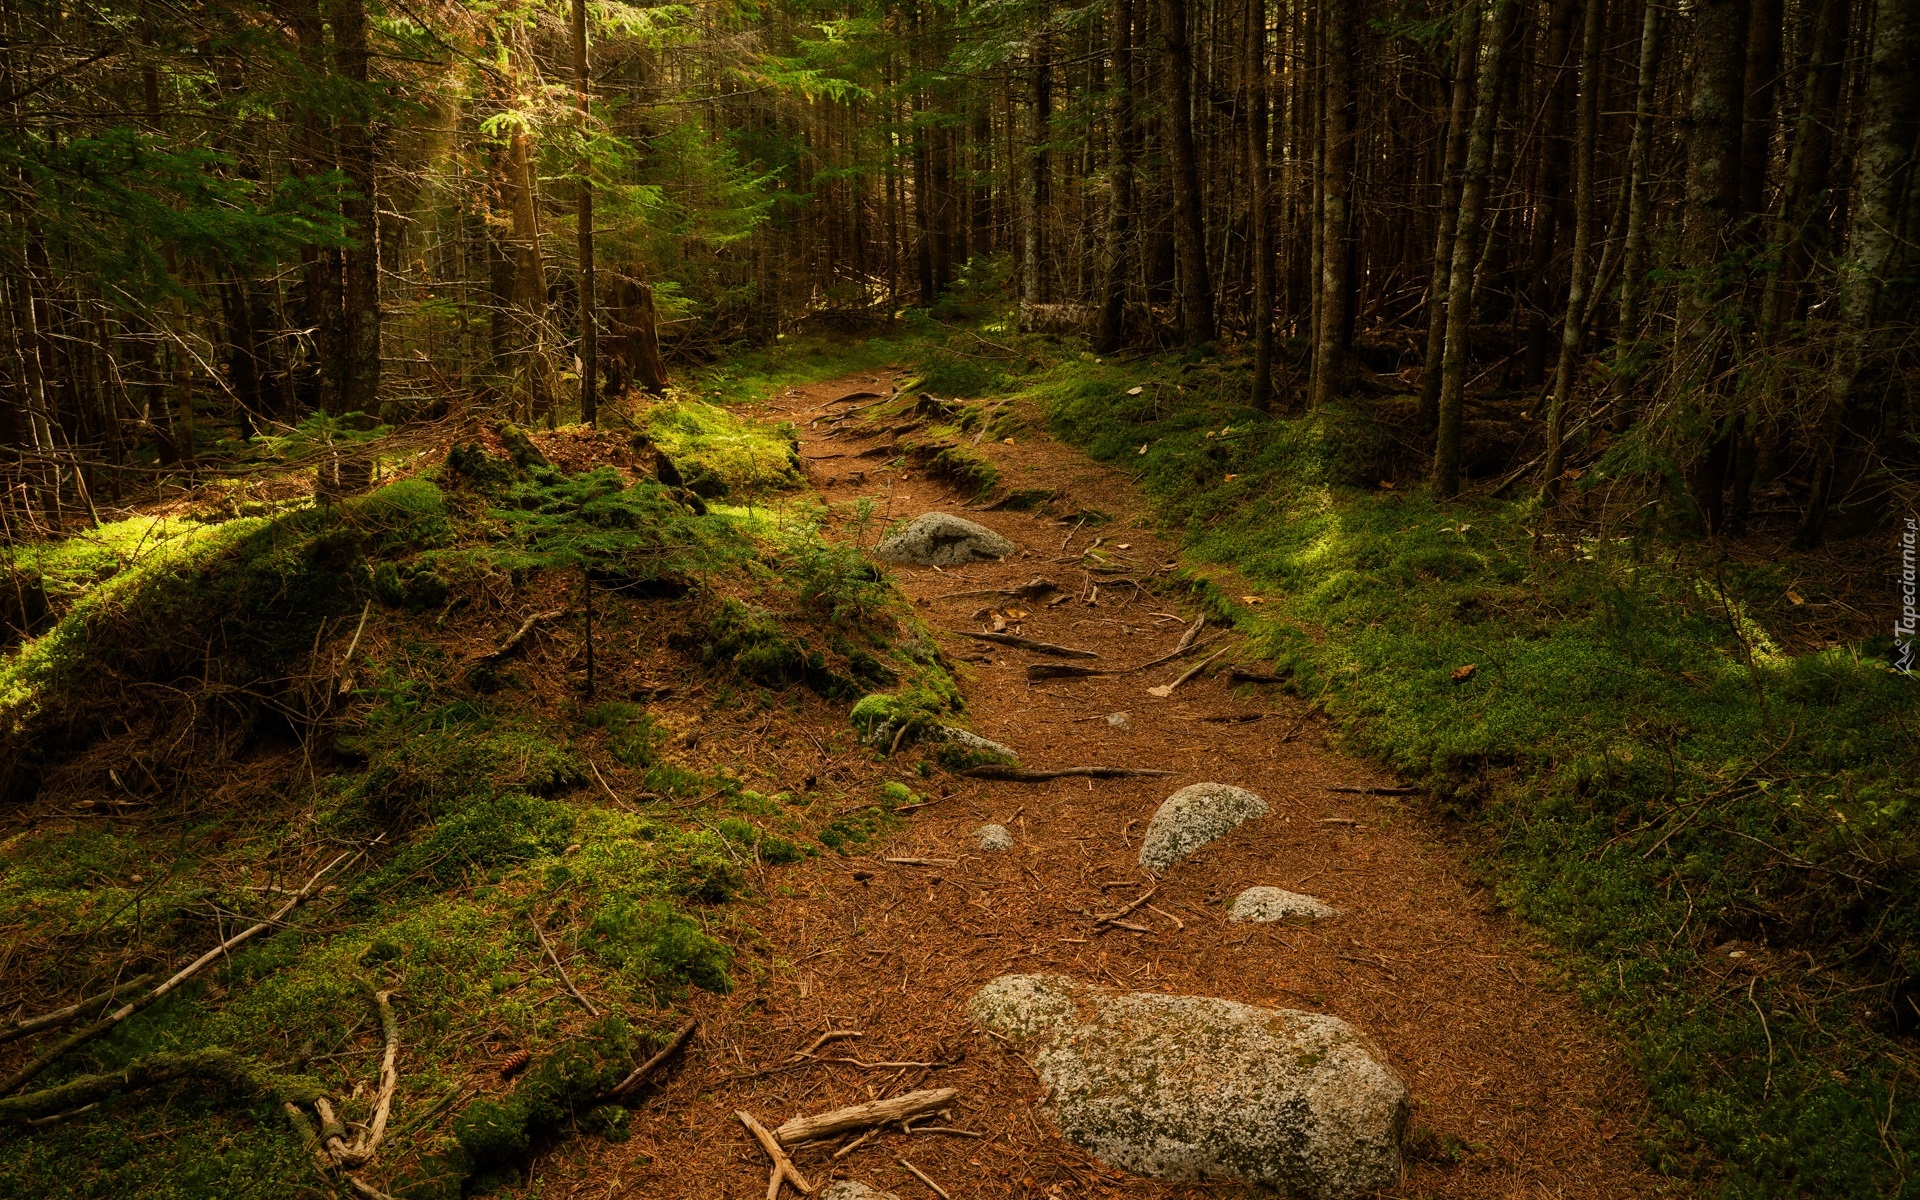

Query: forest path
left=563, top=373, right=1662, bottom=1199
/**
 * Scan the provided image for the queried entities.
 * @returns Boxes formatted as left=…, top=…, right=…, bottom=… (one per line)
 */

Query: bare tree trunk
left=1432, top=0, right=1518, bottom=498
left=1606, top=0, right=1664, bottom=429
left=1098, top=0, right=1138, bottom=352
left=1521, top=0, right=1577, bottom=388
left=574, top=0, right=597, bottom=426
left=1309, top=0, right=1353, bottom=405
left=1797, top=0, right=1917, bottom=545
left=1543, top=0, right=1601, bottom=502
left=1157, top=0, right=1216, bottom=343
left=331, top=0, right=380, bottom=420
left=505, top=128, right=549, bottom=422
left=1245, top=0, right=1275, bottom=408
left=1021, top=37, right=1051, bottom=310
left=1418, top=5, right=1480, bottom=433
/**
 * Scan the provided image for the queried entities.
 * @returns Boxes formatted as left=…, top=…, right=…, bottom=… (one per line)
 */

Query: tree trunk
left=1418, top=5, right=1479, bottom=434
left=1021, top=38, right=1051, bottom=310
left=1796, top=0, right=1917, bottom=545
left=1543, top=0, right=1601, bottom=502
left=1098, top=0, right=1138, bottom=352
left=331, top=0, right=380, bottom=419
left=1432, top=0, right=1518, bottom=498
left=504, top=128, right=549, bottom=422
left=1521, top=0, right=1578, bottom=388
left=1245, top=0, right=1275, bottom=409
left=1309, top=0, right=1353, bottom=404
left=1157, top=0, right=1216, bottom=343
left=1606, top=0, right=1664, bottom=429
left=574, top=0, right=597, bottom=426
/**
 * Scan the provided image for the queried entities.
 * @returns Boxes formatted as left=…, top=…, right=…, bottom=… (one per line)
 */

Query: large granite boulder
left=968, top=974, right=1407, bottom=1200
left=873, top=513, right=1016, bottom=566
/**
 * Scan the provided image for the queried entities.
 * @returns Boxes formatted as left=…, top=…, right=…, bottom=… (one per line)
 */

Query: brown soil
left=553, top=373, right=1668, bottom=1199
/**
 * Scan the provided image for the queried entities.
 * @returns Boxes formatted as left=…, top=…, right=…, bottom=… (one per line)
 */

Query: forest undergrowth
left=0, top=380, right=962, bottom=1198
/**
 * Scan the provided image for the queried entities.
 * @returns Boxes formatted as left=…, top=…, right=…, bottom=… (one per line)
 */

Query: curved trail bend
left=568, top=372, right=1659, bottom=1199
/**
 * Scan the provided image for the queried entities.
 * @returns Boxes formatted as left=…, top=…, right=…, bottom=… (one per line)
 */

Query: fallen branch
left=1125, top=630, right=1225, bottom=675
left=1147, top=646, right=1228, bottom=697
left=1094, top=886, right=1157, bottom=927
left=899, top=1158, right=953, bottom=1200
left=478, top=608, right=565, bottom=664
left=1228, top=668, right=1288, bottom=684
left=0, top=972, right=158, bottom=1045
left=602, top=1017, right=699, bottom=1101
left=935, top=577, right=1058, bottom=601
left=791, top=1028, right=862, bottom=1059
left=334, top=600, right=373, bottom=698
left=1, top=850, right=355, bottom=1097
left=961, top=765, right=1176, bottom=781
left=0, top=1049, right=324, bottom=1123
left=1325, top=785, right=1420, bottom=796
left=773, top=1087, right=960, bottom=1146
left=328, top=990, right=399, bottom=1167
left=951, top=631, right=1099, bottom=660
left=1025, top=663, right=1114, bottom=681
left=531, top=918, right=599, bottom=1017
left=737, top=1109, right=813, bottom=1197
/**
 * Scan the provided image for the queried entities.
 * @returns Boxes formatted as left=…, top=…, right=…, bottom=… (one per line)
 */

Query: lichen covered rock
left=1228, top=887, right=1337, bottom=923
left=872, top=513, right=1016, bottom=566
left=968, top=974, right=1407, bottom=1200
left=819, top=1184, right=899, bottom=1200
left=1137, top=783, right=1268, bottom=871
left=975, top=823, right=1014, bottom=851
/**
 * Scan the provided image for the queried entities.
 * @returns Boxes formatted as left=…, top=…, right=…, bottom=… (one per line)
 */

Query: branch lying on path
left=0, top=972, right=157, bottom=1045
left=1025, top=662, right=1115, bottom=681
left=1, top=850, right=357, bottom=1097
left=738, top=1109, right=813, bottom=1198
left=899, top=1158, right=953, bottom=1200
left=934, top=577, right=1058, bottom=601
left=950, top=630, right=1099, bottom=659
left=1093, top=886, right=1157, bottom=928
left=961, top=765, right=1176, bottom=782
left=1325, top=785, right=1421, bottom=795
left=0, top=1048, right=324, bottom=1123
left=789, top=1028, right=861, bottom=1061
left=1125, top=630, right=1225, bottom=675
left=476, top=608, right=565, bottom=664
left=773, top=1087, right=960, bottom=1146
left=1147, top=646, right=1229, bottom=697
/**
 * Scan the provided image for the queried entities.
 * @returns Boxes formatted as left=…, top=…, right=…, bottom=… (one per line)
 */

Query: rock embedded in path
left=934, top=725, right=1018, bottom=765
left=1229, top=887, right=1336, bottom=923
left=872, top=512, right=1016, bottom=566
left=820, top=1184, right=900, bottom=1200
left=1137, top=783, right=1269, bottom=871
left=975, top=823, right=1014, bottom=851
left=967, top=974, right=1408, bottom=1200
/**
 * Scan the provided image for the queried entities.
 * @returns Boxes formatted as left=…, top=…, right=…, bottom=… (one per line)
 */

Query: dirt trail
left=562, top=373, right=1661, bottom=1199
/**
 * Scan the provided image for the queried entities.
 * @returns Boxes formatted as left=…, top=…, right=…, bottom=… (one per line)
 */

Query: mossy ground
left=0, top=348, right=964, bottom=1199
left=916, top=336, right=1914, bottom=1197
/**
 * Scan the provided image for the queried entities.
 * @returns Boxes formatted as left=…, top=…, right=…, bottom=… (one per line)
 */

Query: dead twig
left=899, top=1157, right=953, bottom=1199
left=477, top=608, right=565, bottom=664
left=792, top=1029, right=862, bottom=1059
left=1325, top=785, right=1419, bottom=795
left=1094, top=886, right=1157, bottom=927
left=0, top=972, right=158, bottom=1045
left=738, top=1109, right=813, bottom=1198
left=602, top=1017, right=698, bottom=1101
left=531, top=919, right=599, bottom=1017
left=1147, top=646, right=1228, bottom=697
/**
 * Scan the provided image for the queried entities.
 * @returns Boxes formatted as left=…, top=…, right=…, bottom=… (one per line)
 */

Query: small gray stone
left=1106, top=711, right=1131, bottom=729
left=819, top=1184, right=900, bottom=1200
left=975, top=823, right=1014, bottom=851
left=967, top=974, right=1408, bottom=1200
left=1229, top=887, right=1336, bottom=923
left=872, top=512, right=1017, bottom=566
left=1137, top=783, right=1268, bottom=872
